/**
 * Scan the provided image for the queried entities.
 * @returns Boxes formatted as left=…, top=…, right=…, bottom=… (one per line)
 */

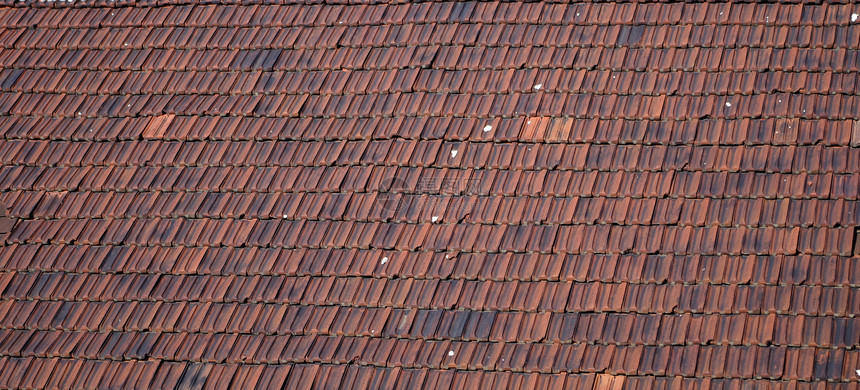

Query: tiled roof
left=1, top=0, right=860, bottom=388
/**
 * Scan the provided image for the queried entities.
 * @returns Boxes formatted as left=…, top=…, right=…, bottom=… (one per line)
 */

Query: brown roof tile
left=1, top=0, right=860, bottom=387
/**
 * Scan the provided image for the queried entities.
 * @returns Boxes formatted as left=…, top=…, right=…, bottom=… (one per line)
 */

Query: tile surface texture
left=0, top=0, right=860, bottom=388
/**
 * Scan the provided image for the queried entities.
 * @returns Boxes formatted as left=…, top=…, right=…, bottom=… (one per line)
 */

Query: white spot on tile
left=534, top=84, right=542, bottom=90
left=527, top=120, right=531, bottom=125
left=725, top=102, right=731, bottom=107
left=380, top=257, right=388, bottom=265
left=448, top=351, right=455, bottom=357
left=283, top=214, right=288, bottom=219
left=431, top=216, right=439, bottom=223
left=483, top=125, right=492, bottom=132
left=856, top=369, right=860, bottom=377
left=450, top=150, right=458, bottom=158
left=853, top=14, right=859, bottom=22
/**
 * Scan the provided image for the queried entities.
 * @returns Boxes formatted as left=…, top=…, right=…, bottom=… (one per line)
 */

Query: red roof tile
left=1, top=0, right=860, bottom=387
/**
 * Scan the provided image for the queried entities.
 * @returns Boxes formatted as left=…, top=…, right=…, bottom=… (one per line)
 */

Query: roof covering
left=1, top=1, right=860, bottom=388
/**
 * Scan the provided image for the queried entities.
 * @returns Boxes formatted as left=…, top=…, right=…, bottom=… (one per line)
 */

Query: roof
left=1, top=1, right=860, bottom=388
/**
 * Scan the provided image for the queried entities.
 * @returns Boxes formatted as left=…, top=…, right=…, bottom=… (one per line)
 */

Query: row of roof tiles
left=7, top=69, right=860, bottom=96
left=2, top=273, right=858, bottom=315
left=0, top=331, right=855, bottom=382
left=3, top=3, right=858, bottom=29
left=6, top=217, right=856, bottom=255
left=1, top=1, right=859, bottom=388
left=1, top=358, right=854, bottom=390
left=5, top=47, right=860, bottom=73
left=6, top=24, right=860, bottom=51
left=11, top=191, right=859, bottom=228
left=3, top=117, right=855, bottom=146
left=2, top=167, right=857, bottom=202
left=1, top=357, right=266, bottom=390
left=4, top=140, right=860, bottom=173
left=2, top=303, right=858, bottom=347
left=3, top=92, right=860, bottom=121
left=2, top=245, right=857, bottom=286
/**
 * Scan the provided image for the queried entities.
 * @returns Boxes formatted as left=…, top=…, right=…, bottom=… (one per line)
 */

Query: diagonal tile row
left=3, top=140, right=859, bottom=174
left=2, top=116, right=854, bottom=145
left=5, top=3, right=860, bottom=28
left=0, top=301, right=858, bottom=345
left=1, top=273, right=858, bottom=314
left=2, top=168, right=857, bottom=202
left=2, top=358, right=850, bottom=390
left=4, top=3, right=860, bottom=29
left=5, top=24, right=860, bottom=51
left=0, top=330, right=855, bottom=381
left=3, top=247, right=858, bottom=286
left=4, top=47, right=860, bottom=74
left=5, top=217, right=854, bottom=255
left=7, top=191, right=857, bottom=229
left=2, top=91, right=860, bottom=120
left=6, top=69, right=860, bottom=96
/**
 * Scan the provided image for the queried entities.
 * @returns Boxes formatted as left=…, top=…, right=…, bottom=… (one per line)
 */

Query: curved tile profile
left=0, top=1, right=860, bottom=388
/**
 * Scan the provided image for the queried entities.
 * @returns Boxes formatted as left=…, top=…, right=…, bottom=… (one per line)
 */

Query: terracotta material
left=0, top=1, right=859, bottom=387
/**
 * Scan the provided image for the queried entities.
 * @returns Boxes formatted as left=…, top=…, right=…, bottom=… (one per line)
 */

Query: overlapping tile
left=0, top=1, right=859, bottom=388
